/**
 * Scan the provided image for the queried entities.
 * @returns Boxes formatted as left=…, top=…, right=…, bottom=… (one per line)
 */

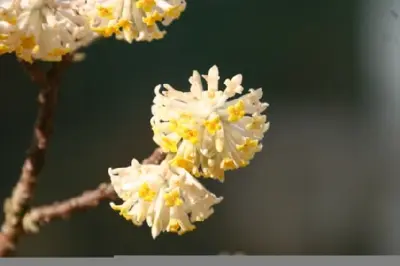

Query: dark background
left=1, top=0, right=400, bottom=256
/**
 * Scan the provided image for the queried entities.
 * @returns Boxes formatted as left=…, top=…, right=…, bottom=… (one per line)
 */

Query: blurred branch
left=22, top=148, right=165, bottom=233
left=0, top=55, right=72, bottom=257
left=23, top=183, right=116, bottom=233
left=0, top=51, right=164, bottom=257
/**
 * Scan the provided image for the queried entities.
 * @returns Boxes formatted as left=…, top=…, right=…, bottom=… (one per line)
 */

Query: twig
left=22, top=148, right=165, bottom=232
left=0, top=55, right=72, bottom=257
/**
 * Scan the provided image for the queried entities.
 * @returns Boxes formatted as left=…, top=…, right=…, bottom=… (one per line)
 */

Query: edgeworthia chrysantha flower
left=0, top=0, right=97, bottom=62
left=84, top=0, right=186, bottom=43
left=150, top=65, right=270, bottom=182
left=109, top=158, right=222, bottom=238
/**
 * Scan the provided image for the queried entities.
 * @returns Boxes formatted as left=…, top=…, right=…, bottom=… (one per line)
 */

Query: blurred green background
left=1, top=0, right=400, bottom=256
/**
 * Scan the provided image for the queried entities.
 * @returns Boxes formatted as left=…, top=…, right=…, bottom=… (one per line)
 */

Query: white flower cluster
left=0, top=0, right=186, bottom=62
left=109, top=159, right=222, bottom=238
left=109, top=66, right=270, bottom=238
left=151, top=65, right=270, bottom=181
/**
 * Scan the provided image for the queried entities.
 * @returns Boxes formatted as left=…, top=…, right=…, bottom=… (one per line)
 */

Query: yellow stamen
left=161, top=136, right=178, bottom=153
left=142, top=12, right=163, bottom=26
left=91, top=26, right=115, bottom=37
left=227, top=100, right=245, bottom=122
left=164, top=189, right=183, bottom=207
left=180, top=128, right=198, bottom=144
left=165, top=6, right=183, bottom=19
left=220, top=158, right=236, bottom=170
left=138, top=183, right=156, bottom=202
left=170, top=156, right=194, bottom=172
left=204, top=116, right=222, bottom=135
left=20, top=35, right=36, bottom=50
left=167, top=219, right=180, bottom=233
left=136, top=0, right=156, bottom=12
left=97, top=6, right=114, bottom=19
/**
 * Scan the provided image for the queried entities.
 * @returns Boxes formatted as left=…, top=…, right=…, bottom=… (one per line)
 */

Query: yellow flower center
left=220, top=158, right=236, bottom=170
left=142, top=12, right=163, bottom=26
left=165, top=6, right=183, bottom=19
left=170, top=156, right=194, bottom=172
left=97, top=6, right=114, bottom=19
left=204, top=116, right=222, bottom=135
left=180, top=128, right=199, bottom=144
left=20, top=35, right=37, bottom=50
left=160, top=136, right=178, bottom=153
left=138, top=183, right=156, bottom=202
left=227, top=100, right=245, bottom=122
left=164, top=190, right=183, bottom=207
left=136, top=0, right=156, bottom=12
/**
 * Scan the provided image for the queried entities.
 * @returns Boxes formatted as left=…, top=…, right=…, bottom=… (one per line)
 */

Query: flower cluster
left=109, top=66, right=270, bottom=238
left=85, top=0, right=186, bottom=42
left=0, top=0, right=186, bottom=62
left=151, top=65, right=270, bottom=182
left=109, top=158, right=222, bottom=238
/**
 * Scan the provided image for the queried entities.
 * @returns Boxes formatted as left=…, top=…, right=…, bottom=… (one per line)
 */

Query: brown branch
left=22, top=148, right=165, bottom=233
left=0, top=55, right=72, bottom=257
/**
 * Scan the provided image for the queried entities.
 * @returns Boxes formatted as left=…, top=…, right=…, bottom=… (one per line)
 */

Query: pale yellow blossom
left=84, top=0, right=186, bottom=43
left=151, top=65, right=270, bottom=181
left=109, top=158, right=222, bottom=238
left=0, top=0, right=96, bottom=62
